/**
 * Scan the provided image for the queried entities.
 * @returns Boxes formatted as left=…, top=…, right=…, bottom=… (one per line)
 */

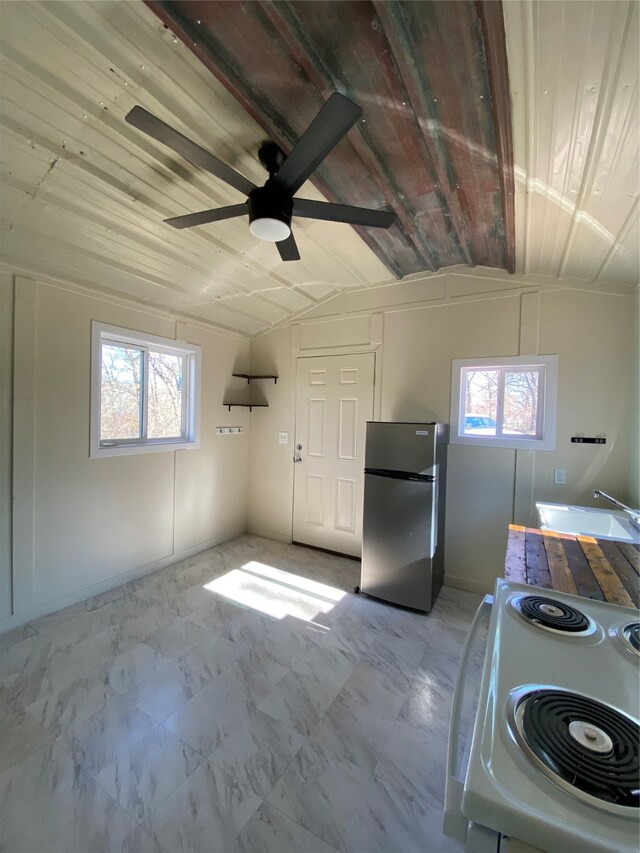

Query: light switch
left=279, top=432, right=289, bottom=445
left=554, top=468, right=567, bottom=485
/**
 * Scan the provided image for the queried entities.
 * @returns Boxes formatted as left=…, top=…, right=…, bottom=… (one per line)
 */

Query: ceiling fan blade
left=276, top=231, right=301, bottom=261
left=293, top=198, right=396, bottom=228
left=125, top=106, right=256, bottom=197
left=164, top=204, right=247, bottom=229
left=272, top=93, right=362, bottom=196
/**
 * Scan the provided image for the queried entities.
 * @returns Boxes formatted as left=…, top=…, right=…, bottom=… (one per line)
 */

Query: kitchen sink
left=536, top=502, right=640, bottom=543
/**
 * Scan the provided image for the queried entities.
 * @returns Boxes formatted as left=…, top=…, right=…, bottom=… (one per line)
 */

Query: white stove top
left=462, top=580, right=639, bottom=853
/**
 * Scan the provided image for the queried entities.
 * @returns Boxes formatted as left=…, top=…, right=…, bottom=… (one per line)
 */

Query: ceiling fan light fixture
left=249, top=217, right=291, bottom=242
left=248, top=186, right=292, bottom=243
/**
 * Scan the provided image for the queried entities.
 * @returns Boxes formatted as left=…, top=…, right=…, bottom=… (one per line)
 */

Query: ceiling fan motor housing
left=248, top=185, right=293, bottom=237
left=258, top=141, right=286, bottom=177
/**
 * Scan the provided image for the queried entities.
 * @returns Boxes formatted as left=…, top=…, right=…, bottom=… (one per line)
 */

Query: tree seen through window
left=100, top=344, right=184, bottom=441
left=464, top=367, right=541, bottom=437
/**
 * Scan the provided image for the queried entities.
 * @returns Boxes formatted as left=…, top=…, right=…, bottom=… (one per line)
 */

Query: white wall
left=248, top=271, right=638, bottom=594
left=534, top=289, right=638, bottom=507
left=631, top=285, right=640, bottom=507
left=248, top=326, right=295, bottom=543
left=2, top=271, right=252, bottom=630
left=2, top=266, right=636, bottom=629
left=0, top=274, right=14, bottom=618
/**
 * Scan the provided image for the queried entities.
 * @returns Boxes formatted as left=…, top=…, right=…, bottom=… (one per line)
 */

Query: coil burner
left=610, top=622, right=640, bottom=658
left=510, top=594, right=595, bottom=636
left=507, top=687, right=640, bottom=816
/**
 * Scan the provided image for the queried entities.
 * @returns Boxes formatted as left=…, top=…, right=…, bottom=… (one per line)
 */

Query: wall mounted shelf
left=223, top=402, right=269, bottom=412
left=224, top=373, right=278, bottom=411
left=232, top=374, right=278, bottom=384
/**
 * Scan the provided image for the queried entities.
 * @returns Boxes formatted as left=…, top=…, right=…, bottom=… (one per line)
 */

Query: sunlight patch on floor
left=202, top=560, right=347, bottom=623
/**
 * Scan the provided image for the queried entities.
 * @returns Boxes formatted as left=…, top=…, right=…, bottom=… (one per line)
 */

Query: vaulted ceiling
left=0, top=1, right=637, bottom=337
left=147, top=0, right=515, bottom=279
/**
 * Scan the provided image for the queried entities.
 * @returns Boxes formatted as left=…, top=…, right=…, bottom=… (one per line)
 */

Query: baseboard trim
left=246, top=526, right=292, bottom=544
left=0, top=527, right=245, bottom=633
left=443, top=573, right=495, bottom=596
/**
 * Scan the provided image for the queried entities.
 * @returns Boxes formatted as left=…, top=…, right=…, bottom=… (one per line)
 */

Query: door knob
left=293, top=455, right=302, bottom=463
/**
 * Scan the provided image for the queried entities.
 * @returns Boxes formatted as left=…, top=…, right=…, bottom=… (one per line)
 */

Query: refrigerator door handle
left=364, top=468, right=435, bottom=482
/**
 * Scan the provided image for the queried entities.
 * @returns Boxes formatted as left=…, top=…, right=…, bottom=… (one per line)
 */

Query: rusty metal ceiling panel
left=147, top=0, right=516, bottom=279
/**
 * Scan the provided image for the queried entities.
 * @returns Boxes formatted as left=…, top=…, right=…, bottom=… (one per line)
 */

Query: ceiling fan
left=125, top=93, right=396, bottom=261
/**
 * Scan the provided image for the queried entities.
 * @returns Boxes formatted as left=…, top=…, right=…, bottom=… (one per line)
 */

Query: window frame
left=450, top=355, right=558, bottom=451
left=90, top=322, right=201, bottom=458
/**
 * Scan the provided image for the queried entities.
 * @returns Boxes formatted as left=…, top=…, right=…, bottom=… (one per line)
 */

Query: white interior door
left=293, top=353, right=375, bottom=557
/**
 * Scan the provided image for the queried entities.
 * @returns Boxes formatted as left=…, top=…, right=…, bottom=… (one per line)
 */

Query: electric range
left=444, top=579, right=639, bottom=853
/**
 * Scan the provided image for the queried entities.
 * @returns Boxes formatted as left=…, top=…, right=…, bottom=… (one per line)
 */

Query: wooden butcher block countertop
left=505, top=524, right=639, bottom=609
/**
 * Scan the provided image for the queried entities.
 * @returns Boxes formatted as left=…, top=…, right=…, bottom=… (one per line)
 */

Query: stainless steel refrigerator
left=359, top=422, right=448, bottom=612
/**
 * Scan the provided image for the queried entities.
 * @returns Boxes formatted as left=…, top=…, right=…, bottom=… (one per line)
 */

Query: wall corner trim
left=11, top=276, right=37, bottom=616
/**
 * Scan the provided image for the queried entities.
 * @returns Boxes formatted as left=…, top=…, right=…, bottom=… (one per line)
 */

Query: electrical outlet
left=279, top=431, right=289, bottom=445
left=554, top=468, right=567, bottom=485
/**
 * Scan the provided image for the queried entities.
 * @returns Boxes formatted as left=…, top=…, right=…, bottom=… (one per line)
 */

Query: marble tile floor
left=0, top=535, right=481, bottom=853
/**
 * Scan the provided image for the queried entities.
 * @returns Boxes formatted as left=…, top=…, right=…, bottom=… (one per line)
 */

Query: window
left=90, top=322, right=201, bottom=457
left=450, top=355, right=557, bottom=450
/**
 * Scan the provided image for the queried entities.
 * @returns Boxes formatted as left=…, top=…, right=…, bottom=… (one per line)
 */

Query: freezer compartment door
left=365, top=422, right=437, bottom=475
left=360, top=472, right=436, bottom=611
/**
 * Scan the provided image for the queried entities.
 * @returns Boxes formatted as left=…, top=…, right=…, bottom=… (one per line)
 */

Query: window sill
left=90, top=438, right=200, bottom=459
left=450, top=434, right=555, bottom=451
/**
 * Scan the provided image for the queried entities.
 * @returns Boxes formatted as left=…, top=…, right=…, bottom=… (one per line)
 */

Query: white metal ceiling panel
left=504, top=0, right=639, bottom=288
left=0, top=0, right=391, bottom=334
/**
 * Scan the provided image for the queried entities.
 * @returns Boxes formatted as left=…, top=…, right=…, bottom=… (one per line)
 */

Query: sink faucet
left=593, top=489, right=640, bottom=528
